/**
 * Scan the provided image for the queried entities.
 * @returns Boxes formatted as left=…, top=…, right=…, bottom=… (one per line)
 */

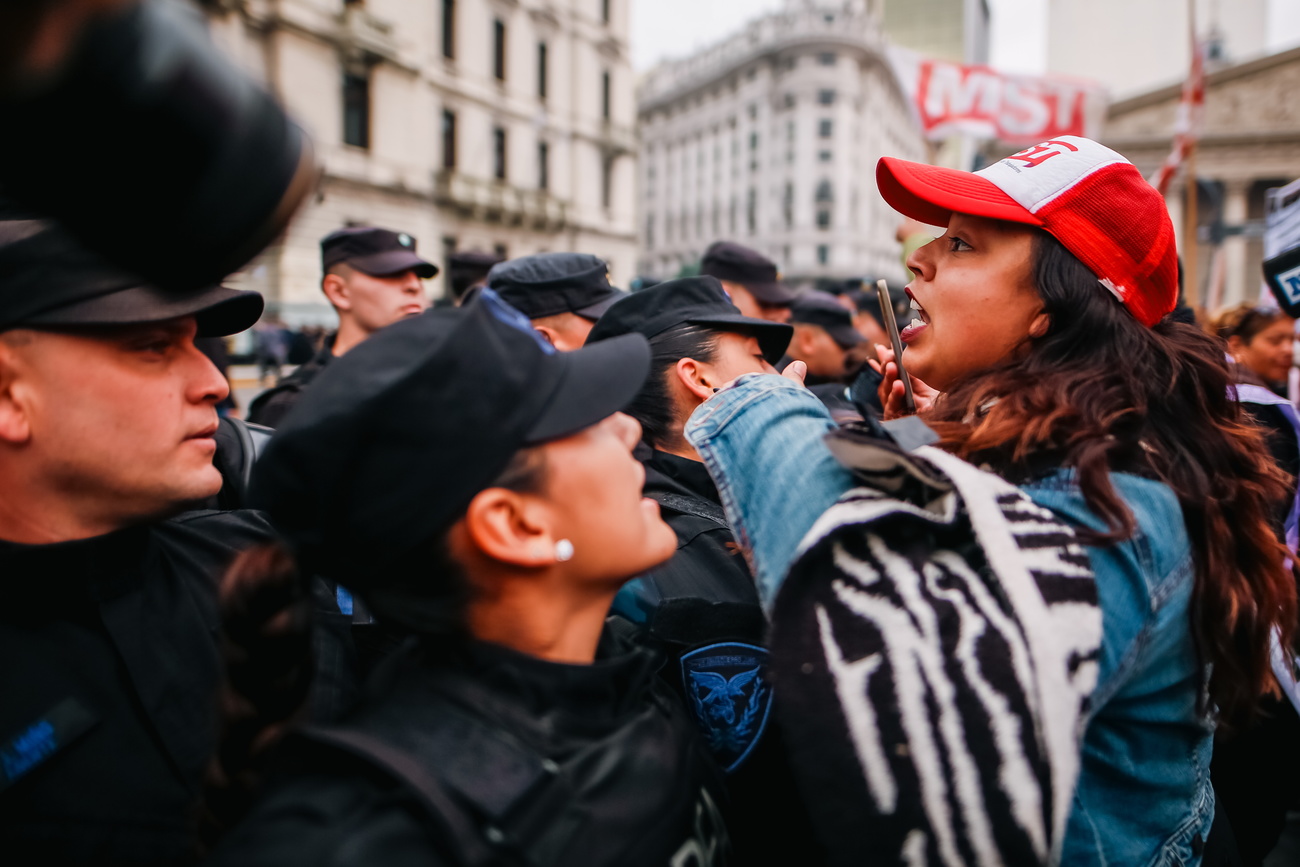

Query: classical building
left=201, top=0, right=637, bottom=323
left=1048, top=0, right=1268, bottom=99
left=881, top=0, right=989, bottom=65
left=1102, top=44, right=1300, bottom=309
left=636, top=0, right=927, bottom=284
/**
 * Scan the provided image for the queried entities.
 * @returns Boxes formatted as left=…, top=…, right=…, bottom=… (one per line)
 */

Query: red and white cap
left=877, top=136, right=1177, bottom=328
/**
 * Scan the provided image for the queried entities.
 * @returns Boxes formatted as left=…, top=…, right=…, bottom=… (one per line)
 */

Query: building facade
left=1048, top=0, right=1267, bottom=100
left=1102, top=44, right=1300, bottom=310
left=201, top=0, right=637, bottom=323
left=636, top=0, right=927, bottom=284
left=880, top=0, right=989, bottom=65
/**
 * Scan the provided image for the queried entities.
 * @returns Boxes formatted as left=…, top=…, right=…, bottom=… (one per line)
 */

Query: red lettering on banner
left=1005, top=140, right=1080, bottom=168
left=911, top=58, right=1097, bottom=143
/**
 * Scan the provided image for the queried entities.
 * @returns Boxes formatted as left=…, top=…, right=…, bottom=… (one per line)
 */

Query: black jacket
left=246, top=342, right=334, bottom=428
left=0, top=510, right=275, bottom=866
left=206, top=629, right=730, bottom=867
left=617, top=450, right=821, bottom=865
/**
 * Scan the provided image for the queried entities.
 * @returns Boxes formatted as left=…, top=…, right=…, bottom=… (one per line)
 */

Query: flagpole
left=1182, top=0, right=1200, bottom=310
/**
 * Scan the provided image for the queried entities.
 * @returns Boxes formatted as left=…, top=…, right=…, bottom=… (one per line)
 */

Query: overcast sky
left=630, top=0, right=1300, bottom=75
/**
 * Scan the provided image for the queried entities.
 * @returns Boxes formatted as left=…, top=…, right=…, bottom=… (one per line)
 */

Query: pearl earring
left=554, top=539, right=574, bottom=562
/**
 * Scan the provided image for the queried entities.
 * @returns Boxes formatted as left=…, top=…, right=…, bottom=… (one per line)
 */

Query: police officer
left=207, top=291, right=730, bottom=866
left=700, top=241, right=796, bottom=324
left=0, top=211, right=273, bottom=864
left=488, top=252, right=625, bottom=350
left=444, top=248, right=504, bottom=305
left=247, top=226, right=437, bottom=427
left=786, top=290, right=866, bottom=384
left=586, top=278, right=820, bottom=864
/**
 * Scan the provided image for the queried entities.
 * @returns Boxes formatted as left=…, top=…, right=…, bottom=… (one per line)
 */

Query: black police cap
left=250, top=289, right=650, bottom=594
left=488, top=252, right=625, bottom=321
left=586, top=275, right=791, bottom=364
left=700, top=241, right=796, bottom=306
left=791, top=290, right=864, bottom=350
left=0, top=204, right=262, bottom=336
left=321, top=226, right=438, bottom=279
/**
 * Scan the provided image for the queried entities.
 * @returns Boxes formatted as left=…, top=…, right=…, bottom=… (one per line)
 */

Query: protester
left=700, top=241, right=795, bottom=323
left=682, top=136, right=1297, bottom=866
left=0, top=209, right=274, bottom=864
left=251, top=316, right=288, bottom=385
left=487, top=252, right=624, bottom=350
left=1211, top=303, right=1297, bottom=396
left=207, top=292, right=730, bottom=866
left=247, top=226, right=437, bottom=427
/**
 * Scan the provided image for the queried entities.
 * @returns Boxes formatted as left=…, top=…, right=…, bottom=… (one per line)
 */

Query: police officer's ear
left=459, top=486, right=559, bottom=570
left=0, top=331, right=33, bottom=445
left=321, top=267, right=353, bottom=313
left=673, top=356, right=716, bottom=403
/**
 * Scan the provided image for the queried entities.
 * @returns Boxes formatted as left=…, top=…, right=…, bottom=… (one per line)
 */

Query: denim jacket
left=685, top=375, right=1213, bottom=867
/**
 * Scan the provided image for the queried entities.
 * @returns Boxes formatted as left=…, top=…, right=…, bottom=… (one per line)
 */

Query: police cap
left=250, top=289, right=650, bottom=589
left=321, top=226, right=438, bottom=279
left=0, top=205, right=263, bottom=336
left=488, top=252, right=624, bottom=321
left=700, top=241, right=796, bottom=306
left=586, top=275, right=791, bottom=364
left=790, top=290, right=864, bottom=350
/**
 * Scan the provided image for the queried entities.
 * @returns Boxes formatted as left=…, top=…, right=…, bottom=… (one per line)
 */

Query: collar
left=644, top=449, right=721, bottom=505
left=0, top=525, right=154, bottom=607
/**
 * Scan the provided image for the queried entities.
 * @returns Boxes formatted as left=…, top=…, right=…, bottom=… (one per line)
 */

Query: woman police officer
left=206, top=292, right=730, bottom=866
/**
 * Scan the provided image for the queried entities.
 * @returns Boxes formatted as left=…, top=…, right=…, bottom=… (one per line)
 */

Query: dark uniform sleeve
left=206, top=773, right=451, bottom=867
left=246, top=385, right=298, bottom=428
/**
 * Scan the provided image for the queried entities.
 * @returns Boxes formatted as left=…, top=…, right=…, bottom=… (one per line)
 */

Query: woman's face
left=697, top=331, right=777, bottom=385
left=536, top=412, right=677, bottom=584
left=899, top=213, right=1045, bottom=391
left=1233, top=317, right=1296, bottom=383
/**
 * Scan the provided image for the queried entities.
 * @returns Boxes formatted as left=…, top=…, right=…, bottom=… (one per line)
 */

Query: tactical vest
left=288, top=641, right=731, bottom=867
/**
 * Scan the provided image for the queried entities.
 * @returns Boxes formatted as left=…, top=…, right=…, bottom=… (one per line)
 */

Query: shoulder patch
left=680, top=642, right=772, bottom=773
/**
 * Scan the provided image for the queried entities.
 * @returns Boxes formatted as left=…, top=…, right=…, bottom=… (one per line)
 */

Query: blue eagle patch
left=681, top=642, right=773, bottom=773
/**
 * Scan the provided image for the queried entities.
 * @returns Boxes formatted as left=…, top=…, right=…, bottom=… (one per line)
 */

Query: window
left=441, top=0, right=455, bottom=59
left=494, top=243, right=508, bottom=259
left=818, top=52, right=836, bottom=66
left=817, top=209, right=831, bottom=229
left=815, top=180, right=833, bottom=202
left=441, top=236, right=457, bottom=273
left=818, top=89, right=835, bottom=105
left=817, top=244, right=829, bottom=264
left=601, top=0, right=610, bottom=24
left=537, top=43, right=548, bottom=100
left=787, top=121, right=795, bottom=142
left=783, top=93, right=795, bottom=109
left=818, top=150, right=832, bottom=162
left=782, top=182, right=793, bottom=229
left=746, top=187, right=756, bottom=234
left=492, top=126, right=507, bottom=180
left=729, top=197, right=737, bottom=233
left=601, top=71, right=611, bottom=120
left=818, top=119, right=833, bottom=138
left=342, top=71, right=370, bottom=149
left=749, top=132, right=758, bottom=150
left=666, top=213, right=674, bottom=243
left=602, top=157, right=613, bottom=209
left=646, top=215, right=655, bottom=250
left=493, top=19, right=506, bottom=81
left=537, top=140, right=549, bottom=190
left=747, top=103, right=757, bottom=119
left=441, top=109, right=457, bottom=169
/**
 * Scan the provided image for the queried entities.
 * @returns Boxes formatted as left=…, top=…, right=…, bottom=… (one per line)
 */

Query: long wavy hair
left=925, top=231, right=1297, bottom=727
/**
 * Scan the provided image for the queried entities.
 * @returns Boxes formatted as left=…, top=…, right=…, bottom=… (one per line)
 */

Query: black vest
left=284, top=632, right=731, bottom=867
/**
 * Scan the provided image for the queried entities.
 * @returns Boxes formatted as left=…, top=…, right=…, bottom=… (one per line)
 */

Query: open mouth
left=901, top=290, right=929, bottom=342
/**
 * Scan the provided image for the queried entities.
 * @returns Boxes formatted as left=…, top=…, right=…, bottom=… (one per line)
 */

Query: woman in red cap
left=681, top=137, right=1297, bottom=866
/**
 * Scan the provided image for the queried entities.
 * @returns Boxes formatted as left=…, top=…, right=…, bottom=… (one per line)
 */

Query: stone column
left=1222, top=178, right=1250, bottom=307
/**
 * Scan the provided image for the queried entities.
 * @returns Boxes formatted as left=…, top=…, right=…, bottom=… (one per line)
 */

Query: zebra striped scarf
left=768, top=428, right=1101, bottom=866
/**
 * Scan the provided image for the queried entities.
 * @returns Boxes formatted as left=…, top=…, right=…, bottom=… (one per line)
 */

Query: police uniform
left=588, top=278, right=822, bottom=864
left=487, top=252, right=625, bottom=323
left=246, top=226, right=437, bottom=427
left=0, top=211, right=270, bottom=864
left=211, top=291, right=730, bottom=865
